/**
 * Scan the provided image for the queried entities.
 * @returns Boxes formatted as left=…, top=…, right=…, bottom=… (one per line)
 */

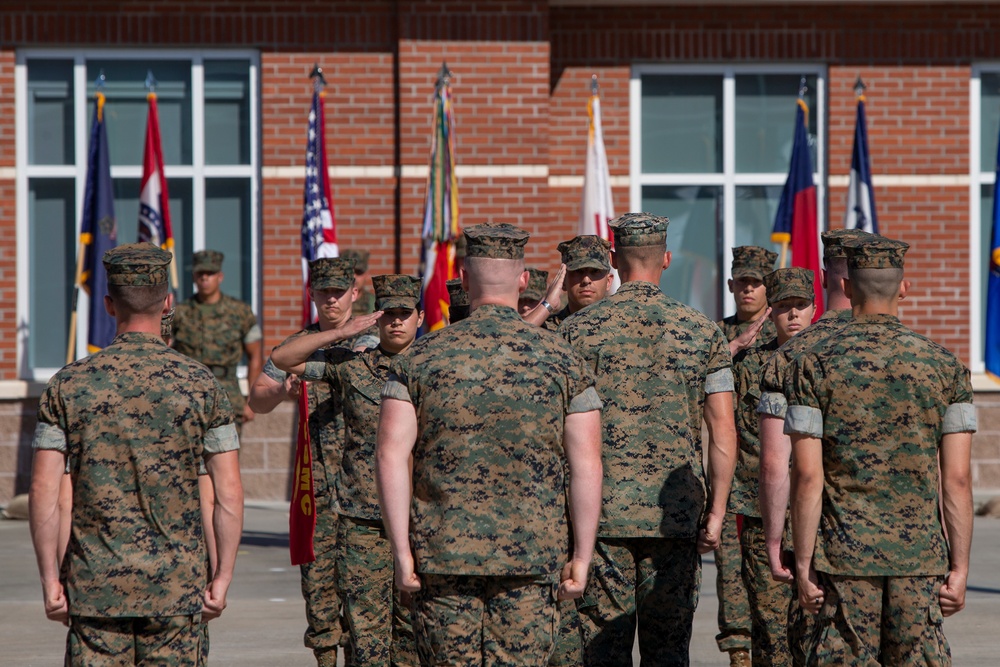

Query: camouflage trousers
left=715, top=512, right=752, bottom=653
left=336, top=515, right=418, bottom=666
left=547, top=598, right=584, bottom=666
left=412, top=573, right=559, bottom=666
left=805, top=572, right=951, bottom=666
left=67, top=614, right=202, bottom=666
left=739, top=517, right=795, bottom=666
left=578, top=537, right=701, bottom=667
left=300, top=507, right=349, bottom=666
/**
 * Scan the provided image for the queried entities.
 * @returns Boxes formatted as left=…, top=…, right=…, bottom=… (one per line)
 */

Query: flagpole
left=66, top=240, right=86, bottom=365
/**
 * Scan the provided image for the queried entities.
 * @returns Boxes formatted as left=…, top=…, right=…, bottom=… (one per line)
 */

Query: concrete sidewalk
left=3, top=502, right=998, bottom=666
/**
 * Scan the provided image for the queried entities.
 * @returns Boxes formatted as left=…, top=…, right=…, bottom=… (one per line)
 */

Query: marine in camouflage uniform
left=730, top=268, right=815, bottom=667
left=755, top=229, right=869, bottom=666
left=291, top=274, right=423, bottom=667
left=560, top=213, right=737, bottom=667
left=547, top=235, right=613, bottom=331
left=446, top=278, right=470, bottom=324
left=29, top=243, right=242, bottom=666
left=784, top=237, right=976, bottom=665
left=172, top=249, right=262, bottom=432
left=261, top=256, right=377, bottom=667
left=715, top=246, right=777, bottom=666
left=545, top=235, right=613, bottom=667
left=378, top=223, right=604, bottom=666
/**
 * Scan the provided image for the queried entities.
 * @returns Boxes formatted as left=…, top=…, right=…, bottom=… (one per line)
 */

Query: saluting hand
left=729, top=308, right=772, bottom=357
left=340, top=311, right=383, bottom=340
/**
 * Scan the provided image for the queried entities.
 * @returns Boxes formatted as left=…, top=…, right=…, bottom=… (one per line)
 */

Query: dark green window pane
left=734, top=185, right=785, bottom=261
left=28, top=60, right=74, bottom=165
left=204, top=60, right=251, bottom=165
left=205, top=178, right=252, bottom=302
left=28, top=179, right=76, bottom=368
left=643, top=185, right=723, bottom=320
left=86, top=60, right=191, bottom=166
left=982, top=74, right=1000, bottom=173
left=735, top=74, right=819, bottom=173
left=641, top=76, right=722, bottom=174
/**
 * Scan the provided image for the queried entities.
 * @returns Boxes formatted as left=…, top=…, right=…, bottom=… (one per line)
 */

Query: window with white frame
left=630, top=67, right=826, bottom=321
left=971, top=67, right=1000, bottom=375
left=17, top=51, right=259, bottom=379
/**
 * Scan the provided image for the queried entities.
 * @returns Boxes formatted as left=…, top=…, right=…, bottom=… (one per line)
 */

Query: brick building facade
left=2, top=1, right=999, bottom=503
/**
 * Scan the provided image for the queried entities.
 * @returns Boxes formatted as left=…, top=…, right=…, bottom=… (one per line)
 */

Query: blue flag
left=985, top=127, right=1000, bottom=379
left=844, top=94, right=879, bottom=234
left=79, top=91, right=117, bottom=354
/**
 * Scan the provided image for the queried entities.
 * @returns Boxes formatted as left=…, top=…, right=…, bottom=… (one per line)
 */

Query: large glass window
left=971, top=69, right=1000, bottom=374
left=18, top=51, right=259, bottom=378
left=632, top=67, right=826, bottom=321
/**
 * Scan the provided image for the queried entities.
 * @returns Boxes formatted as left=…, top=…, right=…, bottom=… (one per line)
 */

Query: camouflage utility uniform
left=172, top=293, right=260, bottom=429
left=561, top=279, right=733, bottom=666
left=34, top=331, right=238, bottom=665
left=302, top=343, right=418, bottom=667
left=715, top=313, right=774, bottom=661
left=263, top=327, right=352, bottom=666
left=784, top=313, right=975, bottom=665
left=384, top=303, right=601, bottom=666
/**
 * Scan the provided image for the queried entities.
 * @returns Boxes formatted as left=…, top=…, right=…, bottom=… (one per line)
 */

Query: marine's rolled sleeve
left=300, top=361, right=327, bottom=381
left=568, top=386, right=603, bottom=413
left=757, top=391, right=788, bottom=419
left=243, top=323, right=263, bottom=345
left=382, top=376, right=412, bottom=403
left=705, top=368, right=735, bottom=394
left=784, top=406, right=824, bottom=438
left=943, top=403, right=977, bottom=434
left=262, top=357, right=286, bottom=383
left=32, top=421, right=67, bottom=452
left=204, top=423, right=240, bottom=454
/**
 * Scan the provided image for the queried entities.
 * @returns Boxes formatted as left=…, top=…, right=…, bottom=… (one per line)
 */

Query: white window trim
left=971, top=65, right=990, bottom=376
left=629, top=63, right=827, bottom=318
left=16, top=49, right=260, bottom=381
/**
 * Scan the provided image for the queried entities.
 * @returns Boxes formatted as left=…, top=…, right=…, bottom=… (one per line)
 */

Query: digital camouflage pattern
left=844, top=237, right=909, bottom=269
left=336, top=515, right=417, bottom=666
left=548, top=304, right=572, bottom=329
left=353, top=288, right=376, bottom=316
left=372, top=274, right=421, bottom=312
left=740, top=518, right=797, bottom=667
left=523, top=268, right=549, bottom=302
left=383, top=304, right=600, bottom=576
left=446, top=279, right=470, bottom=324
left=103, top=242, right=171, bottom=286
left=412, top=574, right=559, bottom=666
left=302, top=346, right=392, bottom=521
left=783, top=314, right=975, bottom=576
left=298, top=509, right=347, bottom=662
left=763, top=268, right=815, bottom=306
left=757, top=309, right=854, bottom=421
left=68, top=614, right=203, bottom=666
left=718, top=315, right=777, bottom=360
left=608, top=212, right=668, bottom=247
left=34, top=332, right=236, bottom=617
left=310, top=257, right=356, bottom=291
left=264, top=326, right=359, bottom=659
left=806, top=573, right=949, bottom=666
left=714, top=513, right=752, bottom=654
left=561, top=281, right=733, bottom=538
left=548, top=598, right=583, bottom=666
left=578, top=538, right=701, bottom=665
left=462, top=222, right=529, bottom=259
left=821, top=228, right=871, bottom=260
left=172, top=293, right=259, bottom=422
left=192, top=249, right=223, bottom=273
left=731, top=246, right=778, bottom=281
left=728, top=338, right=779, bottom=518
left=558, top=235, right=611, bottom=272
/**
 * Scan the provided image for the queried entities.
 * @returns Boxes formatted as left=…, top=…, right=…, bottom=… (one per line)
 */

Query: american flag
left=300, top=88, right=338, bottom=325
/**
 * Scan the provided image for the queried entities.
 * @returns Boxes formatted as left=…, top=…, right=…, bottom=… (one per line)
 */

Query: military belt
left=208, top=365, right=236, bottom=380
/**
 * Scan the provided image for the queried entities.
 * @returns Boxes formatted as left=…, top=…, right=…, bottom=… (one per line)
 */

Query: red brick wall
left=0, top=51, right=15, bottom=378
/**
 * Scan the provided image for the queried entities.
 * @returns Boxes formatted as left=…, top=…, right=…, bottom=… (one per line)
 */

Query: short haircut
left=614, top=244, right=664, bottom=274
left=107, top=283, right=169, bottom=316
left=848, top=267, right=903, bottom=303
